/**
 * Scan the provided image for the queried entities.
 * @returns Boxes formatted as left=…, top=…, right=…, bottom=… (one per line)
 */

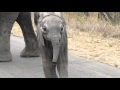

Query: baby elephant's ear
left=37, top=26, right=45, bottom=47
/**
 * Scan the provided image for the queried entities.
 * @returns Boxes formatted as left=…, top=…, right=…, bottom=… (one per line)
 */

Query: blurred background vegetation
left=63, top=12, right=120, bottom=38
left=67, top=12, right=120, bottom=24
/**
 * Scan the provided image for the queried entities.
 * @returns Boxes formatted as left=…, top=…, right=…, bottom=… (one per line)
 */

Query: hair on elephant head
left=35, top=12, right=68, bottom=78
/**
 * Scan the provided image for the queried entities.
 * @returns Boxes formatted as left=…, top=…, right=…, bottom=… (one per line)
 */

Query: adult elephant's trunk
left=51, top=37, right=61, bottom=65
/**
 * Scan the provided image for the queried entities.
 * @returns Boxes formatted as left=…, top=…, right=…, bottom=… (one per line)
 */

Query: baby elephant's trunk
left=52, top=43, right=60, bottom=65
left=51, top=36, right=61, bottom=65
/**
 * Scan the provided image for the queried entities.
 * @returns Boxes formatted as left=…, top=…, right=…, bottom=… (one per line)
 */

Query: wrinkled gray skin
left=0, top=12, right=40, bottom=62
left=34, top=12, right=68, bottom=78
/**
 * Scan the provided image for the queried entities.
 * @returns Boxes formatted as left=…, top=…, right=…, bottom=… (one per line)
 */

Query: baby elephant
left=34, top=12, right=68, bottom=78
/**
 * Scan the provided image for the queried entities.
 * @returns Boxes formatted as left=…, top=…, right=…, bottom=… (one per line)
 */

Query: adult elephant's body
left=0, top=12, right=40, bottom=61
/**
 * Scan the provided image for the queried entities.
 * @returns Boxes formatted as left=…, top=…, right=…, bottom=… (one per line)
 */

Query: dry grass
left=11, top=22, right=23, bottom=37
left=64, top=13, right=120, bottom=68
left=64, top=12, right=120, bottom=38
left=11, top=12, right=120, bottom=68
left=68, top=29, right=120, bottom=68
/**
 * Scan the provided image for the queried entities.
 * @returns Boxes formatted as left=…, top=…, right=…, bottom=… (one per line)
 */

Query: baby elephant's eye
left=61, top=27, right=64, bottom=32
left=42, top=26, right=48, bottom=33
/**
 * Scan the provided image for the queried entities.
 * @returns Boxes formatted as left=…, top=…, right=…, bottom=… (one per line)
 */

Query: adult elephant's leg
left=16, top=12, right=40, bottom=57
left=0, top=12, right=19, bottom=61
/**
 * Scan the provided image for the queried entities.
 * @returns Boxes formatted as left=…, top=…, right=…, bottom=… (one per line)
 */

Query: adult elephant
left=0, top=12, right=40, bottom=62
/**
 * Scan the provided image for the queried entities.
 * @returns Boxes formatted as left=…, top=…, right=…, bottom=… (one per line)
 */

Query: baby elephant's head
left=37, top=12, right=66, bottom=65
